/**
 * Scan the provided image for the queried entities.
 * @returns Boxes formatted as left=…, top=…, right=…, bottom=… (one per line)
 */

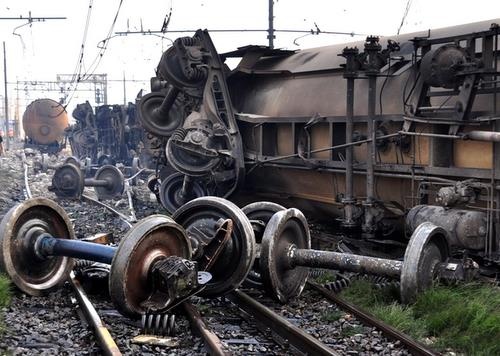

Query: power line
left=0, top=13, right=66, bottom=21
left=82, top=0, right=125, bottom=80
left=397, top=0, right=413, bottom=35
left=115, top=28, right=364, bottom=36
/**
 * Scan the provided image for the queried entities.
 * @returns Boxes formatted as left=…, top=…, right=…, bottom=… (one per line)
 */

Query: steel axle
left=50, top=163, right=124, bottom=199
left=0, top=197, right=195, bottom=318
left=260, top=208, right=451, bottom=304
left=36, top=233, right=117, bottom=264
left=288, top=247, right=403, bottom=279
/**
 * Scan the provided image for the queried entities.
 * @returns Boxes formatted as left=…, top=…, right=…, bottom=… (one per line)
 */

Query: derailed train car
left=66, top=101, right=145, bottom=166
left=22, top=99, right=69, bottom=153
left=138, top=19, right=500, bottom=274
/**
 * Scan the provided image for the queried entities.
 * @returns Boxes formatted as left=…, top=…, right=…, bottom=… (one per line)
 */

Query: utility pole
left=122, top=71, right=126, bottom=105
left=0, top=13, right=66, bottom=146
left=267, top=0, right=275, bottom=49
left=3, top=41, right=10, bottom=150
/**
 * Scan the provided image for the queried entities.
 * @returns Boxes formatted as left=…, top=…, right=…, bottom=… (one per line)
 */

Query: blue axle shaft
left=38, top=234, right=116, bottom=264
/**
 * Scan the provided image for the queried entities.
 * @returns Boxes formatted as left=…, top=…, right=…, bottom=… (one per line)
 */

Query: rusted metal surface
left=132, top=20, right=500, bottom=282
left=258, top=208, right=463, bottom=304
left=50, top=163, right=124, bottom=200
left=67, top=102, right=143, bottom=166
left=259, top=208, right=310, bottom=303
left=92, top=165, right=125, bottom=200
left=182, top=302, right=230, bottom=356
left=340, top=47, right=358, bottom=227
left=69, top=272, right=122, bottom=356
left=198, top=219, right=233, bottom=271
left=22, top=99, right=68, bottom=146
left=291, top=248, right=403, bottom=278
left=241, top=201, right=286, bottom=288
left=172, top=196, right=255, bottom=297
left=400, top=222, right=449, bottom=303
left=407, top=205, right=487, bottom=250
left=0, top=198, right=75, bottom=296
left=308, top=281, right=438, bottom=356
left=109, top=215, right=192, bottom=317
left=229, top=289, right=339, bottom=356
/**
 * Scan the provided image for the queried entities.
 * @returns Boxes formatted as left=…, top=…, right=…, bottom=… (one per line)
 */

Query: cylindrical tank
left=406, top=205, right=487, bottom=250
left=22, top=99, right=69, bottom=145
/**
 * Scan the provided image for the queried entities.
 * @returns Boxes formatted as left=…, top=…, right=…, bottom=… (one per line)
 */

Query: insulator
left=141, top=312, right=176, bottom=336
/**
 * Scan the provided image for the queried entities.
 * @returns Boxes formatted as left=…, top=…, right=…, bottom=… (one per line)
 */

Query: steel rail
left=81, top=194, right=133, bottom=228
left=182, top=302, right=230, bottom=356
left=229, top=290, right=339, bottom=356
left=69, top=272, right=122, bottom=356
left=21, top=151, right=33, bottom=199
left=307, top=281, right=437, bottom=356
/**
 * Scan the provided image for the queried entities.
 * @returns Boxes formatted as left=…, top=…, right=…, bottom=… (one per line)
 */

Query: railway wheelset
left=38, top=154, right=144, bottom=200
left=0, top=196, right=461, bottom=333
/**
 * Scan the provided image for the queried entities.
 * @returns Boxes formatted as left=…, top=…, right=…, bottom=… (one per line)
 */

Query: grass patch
left=321, top=309, right=344, bottom=322
left=313, top=271, right=337, bottom=284
left=0, top=275, right=10, bottom=308
left=0, top=274, right=11, bottom=334
left=340, top=324, right=365, bottom=337
left=340, top=279, right=500, bottom=355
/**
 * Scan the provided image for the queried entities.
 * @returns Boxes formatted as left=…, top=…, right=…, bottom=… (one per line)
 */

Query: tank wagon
left=138, top=20, right=500, bottom=273
left=22, top=98, right=69, bottom=153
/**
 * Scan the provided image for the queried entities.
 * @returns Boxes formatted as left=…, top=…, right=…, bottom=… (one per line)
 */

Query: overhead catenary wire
left=396, top=0, right=413, bottom=35
left=115, top=28, right=367, bottom=37
left=54, top=0, right=125, bottom=115
left=82, top=0, right=125, bottom=81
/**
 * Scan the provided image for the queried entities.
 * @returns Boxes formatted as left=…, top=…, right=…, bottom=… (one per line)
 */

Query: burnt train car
left=138, top=19, right=500, bottom=273
left=67, top=101, right=145, bottom=166
left=22, top=99, right=69, bottom=153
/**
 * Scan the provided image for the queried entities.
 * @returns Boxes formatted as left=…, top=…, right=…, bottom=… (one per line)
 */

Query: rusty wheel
left=260, top=208, right=310, bottom=303
left=242, top=202, right=285, bottom=289
left=51, top=163, right=84, bottom=198
left=0, top=198, right=75, bottom=296
left=173, top=197, right=255, bottom=297
left=94, top=165, right=124, bottom=200
left=109, top=215, right=191, bottom=318
left=400, top=222, right=448, bottom=304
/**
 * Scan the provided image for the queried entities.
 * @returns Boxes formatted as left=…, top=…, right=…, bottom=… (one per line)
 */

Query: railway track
left=229, top=290, right=338, bottom=355
left=0, top=150, right=446, bottom=355
left=308, top=281, right=438, bottom=356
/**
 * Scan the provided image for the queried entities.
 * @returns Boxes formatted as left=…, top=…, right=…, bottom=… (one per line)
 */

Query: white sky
left=0, top=0, right=499, bottom=121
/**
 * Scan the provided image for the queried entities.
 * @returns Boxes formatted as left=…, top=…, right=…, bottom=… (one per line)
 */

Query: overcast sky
left=0, top=0, right=499, bottom=122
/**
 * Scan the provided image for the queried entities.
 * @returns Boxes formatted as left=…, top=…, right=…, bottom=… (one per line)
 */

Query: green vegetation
left=0, top=275, right=10, bottom=308
left=340, top=324, right=365, bottom=337
left=320, top=309, right=344, bottom=322
left=340, top=279, right=500, bottom=356
left=0, top=274, right=11, bottom=334
left=312, top=270, right=337, bottom=284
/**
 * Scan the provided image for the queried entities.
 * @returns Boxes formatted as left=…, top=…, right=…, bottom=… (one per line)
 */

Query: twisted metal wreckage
left=135, top=18, right=500, bottom=276
left=5, top=20, right=499, bottom=340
